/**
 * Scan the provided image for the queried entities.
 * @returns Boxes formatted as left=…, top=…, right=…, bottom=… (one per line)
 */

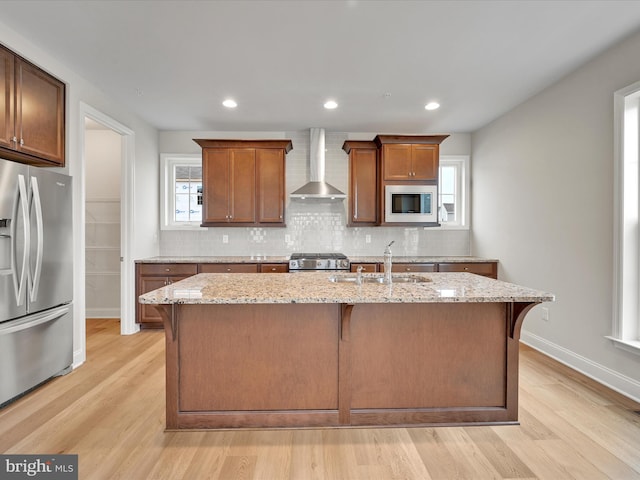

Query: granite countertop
left=135, top=255, right=290, bottom=264
left=139, top=272, right=554, bottom=305
left=348, top=256, right=498, bottom=263
left=135, top=255, right=498, bottom=264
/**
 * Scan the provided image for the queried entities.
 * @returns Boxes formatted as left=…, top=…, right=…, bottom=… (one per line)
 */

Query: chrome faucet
left=356, top=265, right=363, bottom=285
left=383, top=241, right=394, bottom=284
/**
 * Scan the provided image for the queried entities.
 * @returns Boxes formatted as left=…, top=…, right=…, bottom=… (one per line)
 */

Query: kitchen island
left=139, top=272, right=553, bottom=430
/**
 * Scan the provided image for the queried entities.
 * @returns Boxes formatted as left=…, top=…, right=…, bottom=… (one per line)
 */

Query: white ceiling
left=2, top=0, right=640, bottom=134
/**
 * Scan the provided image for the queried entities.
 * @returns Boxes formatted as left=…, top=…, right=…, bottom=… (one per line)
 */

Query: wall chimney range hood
left=290, top=128, right=346, bottom=201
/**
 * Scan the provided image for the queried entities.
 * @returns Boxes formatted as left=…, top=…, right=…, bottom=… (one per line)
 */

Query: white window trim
left=438, top=155, right=470, bottom=230
left=160, top=153, right=205, bottom=231
left=610, top=80, right=640, bottom=356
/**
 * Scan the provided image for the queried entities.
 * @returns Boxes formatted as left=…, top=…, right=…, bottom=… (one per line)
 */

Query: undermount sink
left=328, top=274, right=431, bottom=284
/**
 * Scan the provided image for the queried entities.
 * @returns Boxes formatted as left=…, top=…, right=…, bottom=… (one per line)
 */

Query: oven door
left=385, top=185, right=437, bottom=223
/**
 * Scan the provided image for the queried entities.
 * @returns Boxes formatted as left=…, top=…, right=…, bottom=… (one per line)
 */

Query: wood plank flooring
left=1, top=318, right=639, bottom=479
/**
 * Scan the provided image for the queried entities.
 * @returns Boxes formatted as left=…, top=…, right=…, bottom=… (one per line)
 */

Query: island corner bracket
left=508, top=302, right=539, bottom=339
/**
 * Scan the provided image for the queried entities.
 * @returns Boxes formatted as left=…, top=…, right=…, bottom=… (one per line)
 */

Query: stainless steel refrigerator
left=0, top=158, right=73, bottom=407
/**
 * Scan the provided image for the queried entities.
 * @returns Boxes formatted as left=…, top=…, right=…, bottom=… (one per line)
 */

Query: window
left=438, top=155, right=469, bottom=228
left=611, top=81, right=640, bottom=355
left=160, top=154, right=203, bottom=230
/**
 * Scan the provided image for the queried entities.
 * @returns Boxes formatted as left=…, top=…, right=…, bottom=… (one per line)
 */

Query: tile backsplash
left=159, top=129, right=470, bottom=257
left=160, top=222, right=470, bottom=257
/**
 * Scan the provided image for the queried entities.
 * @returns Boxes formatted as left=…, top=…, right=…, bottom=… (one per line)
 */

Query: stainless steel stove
left=289, top=253, right=350, bottom=272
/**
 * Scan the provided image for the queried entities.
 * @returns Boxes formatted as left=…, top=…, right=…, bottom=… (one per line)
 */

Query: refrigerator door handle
left=11, top=175, right=29, bottom=306
left=28, top=176, right=44, bottom=302
left=0, top=304, right=70, bottom=336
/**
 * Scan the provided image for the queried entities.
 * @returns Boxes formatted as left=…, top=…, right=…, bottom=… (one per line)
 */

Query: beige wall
left=0, top=19, right=159, bottom=364
left=472, top=29, right=640, bottom=400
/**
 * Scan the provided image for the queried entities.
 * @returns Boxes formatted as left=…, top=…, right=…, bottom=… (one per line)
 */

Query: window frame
left=610, top=80, right=640, bottom=355
left=438, top=155, right=470, bottom=230
left=160, top=153, right=205, bottom=230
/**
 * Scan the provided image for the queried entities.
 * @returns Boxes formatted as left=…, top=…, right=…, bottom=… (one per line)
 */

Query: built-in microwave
left=384, top=184, right=437, bottom=223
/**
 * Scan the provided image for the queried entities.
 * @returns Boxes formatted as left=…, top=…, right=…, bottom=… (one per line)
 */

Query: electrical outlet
left=285, top=234, right=291, bottom=243
left=541, top=307, right=549, bottom=322
left=222, top=235, right=229, bottom=244
left=365, top=235, right=371, bottom=244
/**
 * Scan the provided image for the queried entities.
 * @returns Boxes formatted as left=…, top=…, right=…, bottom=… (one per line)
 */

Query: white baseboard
left=520, top=331, right=640, bottom=404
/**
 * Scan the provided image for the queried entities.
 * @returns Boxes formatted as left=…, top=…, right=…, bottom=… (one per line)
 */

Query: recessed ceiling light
left=324, top=100, right=338, bottom=109
left=425, top=102, right=440, bottom=111
left=222, top=99, right=237, bottom=108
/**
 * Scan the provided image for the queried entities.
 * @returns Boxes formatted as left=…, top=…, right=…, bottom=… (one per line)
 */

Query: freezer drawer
left=0, top=304, right=72, bottom=407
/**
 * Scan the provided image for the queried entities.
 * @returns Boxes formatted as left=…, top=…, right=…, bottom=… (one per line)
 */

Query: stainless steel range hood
left=290, top=128, right=346, bottom=201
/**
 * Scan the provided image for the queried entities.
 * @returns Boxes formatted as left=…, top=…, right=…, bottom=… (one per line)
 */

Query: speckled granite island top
left=139, top=272, right=554, bottom=305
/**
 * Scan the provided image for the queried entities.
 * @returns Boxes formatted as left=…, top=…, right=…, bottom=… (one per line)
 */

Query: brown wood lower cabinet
left=135, top=264, right=198, bottom=328
left=438, top=262, right=497, bottom=279
left=136, top=262, right=291, bottom=326
left=259, top=263, right=289, bottom=273
left=391, top=263, right=437, bottom=273
left=350, top=263, right=379, bottom=273
left=198, top=263, right=259, bottom=273
left=352, top=261, right=497, bottom=278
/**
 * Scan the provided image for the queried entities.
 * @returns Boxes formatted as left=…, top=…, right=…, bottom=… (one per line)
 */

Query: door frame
left=79, top=103, right=137, bottom=337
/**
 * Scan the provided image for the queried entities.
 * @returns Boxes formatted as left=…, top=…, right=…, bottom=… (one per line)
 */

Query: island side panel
left=348, top=302, right=511, bottom=426
left=175, top=303, right=340, bottom=427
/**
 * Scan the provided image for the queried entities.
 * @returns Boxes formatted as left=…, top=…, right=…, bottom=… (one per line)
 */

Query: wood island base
left=155, top=301, right=537, bottom=430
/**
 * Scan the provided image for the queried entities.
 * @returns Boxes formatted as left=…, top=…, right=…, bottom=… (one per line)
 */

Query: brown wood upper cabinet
left=195, top=139, right=292, bottom=227
left=0, top=44, right=65, bottom=167
left=374, top=135, right=449, bottom=182
left=342, top=141, right=378, bottom=226
left=381, top=144, right=437, bottom=181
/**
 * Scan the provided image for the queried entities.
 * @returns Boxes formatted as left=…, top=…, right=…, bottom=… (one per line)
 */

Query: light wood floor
left=1, top=319, right=639, bottom=479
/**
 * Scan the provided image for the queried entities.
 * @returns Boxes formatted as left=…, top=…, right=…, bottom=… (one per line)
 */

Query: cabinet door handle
left=19, top=138, right=24, bottom=146
left=11, top=136, right=17, bottom=144
left=226, top=268, right=232, bottom=272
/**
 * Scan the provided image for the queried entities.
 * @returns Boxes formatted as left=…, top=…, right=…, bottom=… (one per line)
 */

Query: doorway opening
left=84, top=118, right=122, bottom=321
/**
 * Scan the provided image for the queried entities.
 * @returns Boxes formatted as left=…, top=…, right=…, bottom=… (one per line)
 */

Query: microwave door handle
left=28, top=176, right=43, bottom=302
left=11, top=174, right=29, bottom=306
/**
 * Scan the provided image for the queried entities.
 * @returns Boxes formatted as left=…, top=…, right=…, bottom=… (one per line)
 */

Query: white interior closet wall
left=85, top=126, right=121, bottom=318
